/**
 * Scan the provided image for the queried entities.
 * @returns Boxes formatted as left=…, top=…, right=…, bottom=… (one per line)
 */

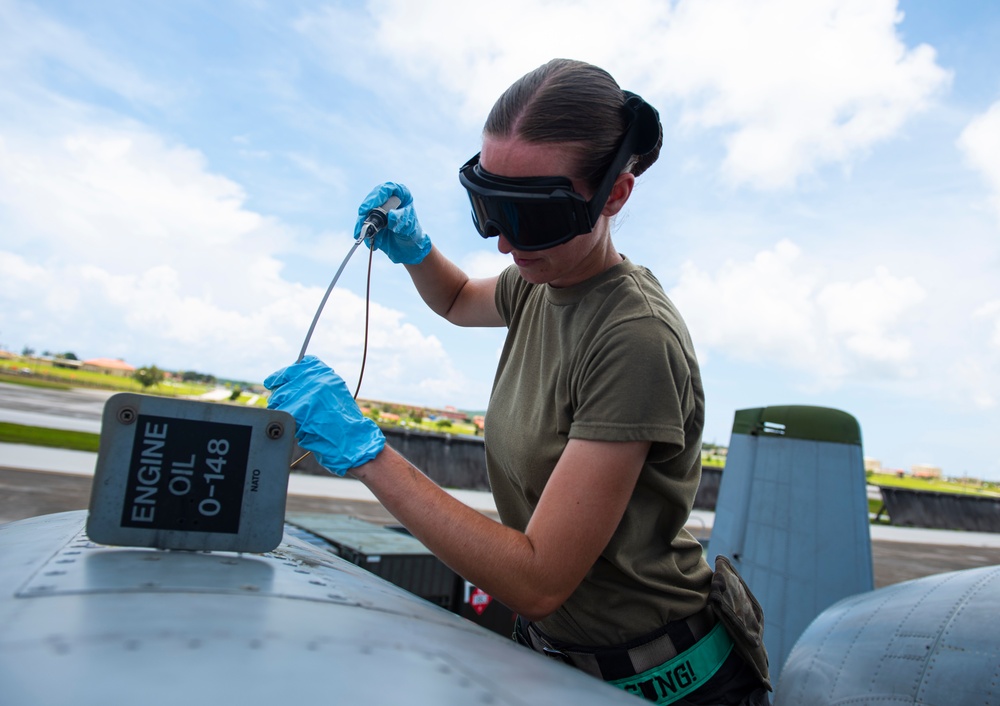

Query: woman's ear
left=601, top=172, right=636, bottom=217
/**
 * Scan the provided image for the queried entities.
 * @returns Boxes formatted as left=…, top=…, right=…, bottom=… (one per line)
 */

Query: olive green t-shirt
left=485, top=256, right=712, bottom=646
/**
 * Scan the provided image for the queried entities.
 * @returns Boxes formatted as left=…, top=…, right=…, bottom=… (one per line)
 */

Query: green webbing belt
left=609, top=622, right=734, bottom=704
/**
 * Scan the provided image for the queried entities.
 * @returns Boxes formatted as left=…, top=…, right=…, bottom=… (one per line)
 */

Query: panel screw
left=118, top=406, right=137, bottom=425
left=266, top=422, right=284, bottom=439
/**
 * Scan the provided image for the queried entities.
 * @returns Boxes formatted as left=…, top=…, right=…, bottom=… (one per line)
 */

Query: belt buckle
left=541, top=646, right=572, bottom=664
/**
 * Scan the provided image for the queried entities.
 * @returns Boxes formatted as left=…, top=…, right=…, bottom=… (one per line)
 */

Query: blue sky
left=1, top=1, right=999, bottom=480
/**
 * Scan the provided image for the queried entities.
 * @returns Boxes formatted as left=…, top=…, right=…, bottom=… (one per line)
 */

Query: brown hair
left=483, top=59, right=662, bottom=192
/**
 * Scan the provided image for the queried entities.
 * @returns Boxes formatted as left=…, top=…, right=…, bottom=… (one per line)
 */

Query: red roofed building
left=82, top=358, right=136, bottom=377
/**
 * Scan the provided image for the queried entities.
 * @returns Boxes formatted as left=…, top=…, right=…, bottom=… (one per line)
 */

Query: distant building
left=429, top=405, right=469, bottom=423
left=359, top=398, right=472, bottom=424
left=864, top=458, right=882, bottom=473
left=82, top=358, right=136, bottom=377
left=911, top=464, right=943, bottom=480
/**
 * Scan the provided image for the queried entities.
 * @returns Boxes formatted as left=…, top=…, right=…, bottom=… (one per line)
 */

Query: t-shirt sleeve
left=494, top=264, right=522, bottom=325
left=568, top=316, right=694, bottom=458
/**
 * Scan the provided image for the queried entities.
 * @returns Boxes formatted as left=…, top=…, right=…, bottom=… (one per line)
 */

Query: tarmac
left=4, top=441, right=1000, bottom=589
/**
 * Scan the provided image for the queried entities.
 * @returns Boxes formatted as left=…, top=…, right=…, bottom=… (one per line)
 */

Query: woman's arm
left=355, top=182, right=504, bottom=328
left=265, top=359, right=648, bottom=620
left=351, top=437, right=650, bottom=621
left=403, top=245, right=504, bottom=327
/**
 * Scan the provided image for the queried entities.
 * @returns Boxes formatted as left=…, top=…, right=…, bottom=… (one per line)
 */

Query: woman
left=266, top=58, right=770, bottom=705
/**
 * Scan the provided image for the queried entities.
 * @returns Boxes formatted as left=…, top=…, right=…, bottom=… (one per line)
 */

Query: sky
left=1, top=0, right=998, bottom=480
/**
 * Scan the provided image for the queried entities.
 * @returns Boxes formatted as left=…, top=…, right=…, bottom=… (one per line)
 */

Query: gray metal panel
left=287, top=512, right=458, bottom=608
left=707, top=432, right=757, bottom=560
left=0, top=511, right=640, bottom=706
left=288, top=512, right=432, bottom=555
left=776, top=565, right=1000, bottom=705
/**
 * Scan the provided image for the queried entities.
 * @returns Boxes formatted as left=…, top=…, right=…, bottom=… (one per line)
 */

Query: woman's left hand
left=264, top=356, right=385, bottom=476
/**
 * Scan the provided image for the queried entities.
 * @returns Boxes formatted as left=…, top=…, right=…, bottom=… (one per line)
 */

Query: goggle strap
left=586, top=92, right=661, bottom=224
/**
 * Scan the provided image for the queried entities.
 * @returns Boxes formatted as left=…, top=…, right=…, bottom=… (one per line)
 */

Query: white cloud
left=670, top=240, right=925, bottom=383
left=651, top=0, right=951, bottom=189
left=958, top=101, right=1000, bottom=224
left=948, top=356, right=998, bottom=411
left=671, top=240, right=824, bottom=361
left=296, top=0, right=950, bottom=191
left=974, top=300, right=1000, bottom=352
left=293, top=0, right=671, bottom=125
left=0, top=128, right=285, bottom=297
left=941, top=300, right=1000, bottom=411
left=816, top=266, right=924, bottom=368
left=0, top=251, right=45, bottom=291
left=0, top=121, right=466, bottom=395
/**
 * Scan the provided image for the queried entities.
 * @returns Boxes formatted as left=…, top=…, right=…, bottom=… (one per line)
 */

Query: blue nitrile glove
left=264, top=356, right=385, bottom=476
left=353, top=181, right=431, bottom=265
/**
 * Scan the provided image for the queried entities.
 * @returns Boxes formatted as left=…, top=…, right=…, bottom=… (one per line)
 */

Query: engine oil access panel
left=87, top=393, right=294, bottom=553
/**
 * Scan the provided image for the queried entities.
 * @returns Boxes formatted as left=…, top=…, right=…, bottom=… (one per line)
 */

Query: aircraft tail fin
left=706, top=405, right=873, bottom=683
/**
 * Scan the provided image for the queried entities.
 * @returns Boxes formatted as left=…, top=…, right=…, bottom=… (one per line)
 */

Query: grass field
left=0, top=361, right=219, bottom=397
left=0, top=359, right=482, bottom=448
left=867, top=472, right=999, bottom=497
left=0, top=422, right=100, bottom=453
left=0, top=369, right=74, bottom=391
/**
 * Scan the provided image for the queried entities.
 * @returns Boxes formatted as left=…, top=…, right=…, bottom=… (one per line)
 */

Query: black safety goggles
left=459, top=91, right=661, bottom=252
left=458, top=155, right=595, bottom=251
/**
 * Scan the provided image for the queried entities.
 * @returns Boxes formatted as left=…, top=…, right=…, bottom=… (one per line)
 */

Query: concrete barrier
left=292, top=426, right=491, bottom=491
left=293, top=425, right=727, bottom=508
left=381, top=427, right=490, bottom=491
left=878, top=486, right=1000, bottom=533
left=380, top=428, right=727, bottom=501
left=694, top=466, right=722, bottom=510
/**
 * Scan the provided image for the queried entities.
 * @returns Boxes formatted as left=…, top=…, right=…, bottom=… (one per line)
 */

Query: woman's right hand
left=354, top=182, right=432, bottom=265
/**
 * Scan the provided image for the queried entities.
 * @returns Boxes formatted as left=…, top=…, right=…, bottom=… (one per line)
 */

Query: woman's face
left=480, top=136, right=619, bottom=288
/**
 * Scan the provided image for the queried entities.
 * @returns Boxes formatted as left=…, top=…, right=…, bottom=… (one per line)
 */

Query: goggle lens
left=460, top=154, right=592, bottom=251
left=468, top=195, right=583, bottom=250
